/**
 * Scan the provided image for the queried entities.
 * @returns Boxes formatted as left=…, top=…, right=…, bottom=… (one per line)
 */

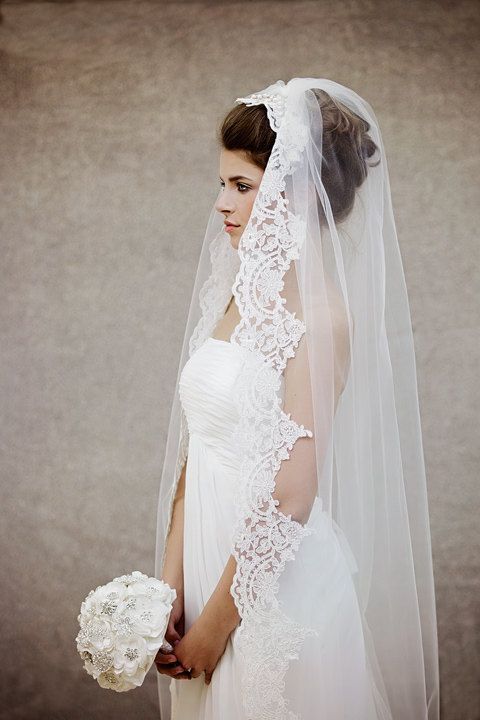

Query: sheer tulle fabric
left=155, top=78, right=439, bottom=720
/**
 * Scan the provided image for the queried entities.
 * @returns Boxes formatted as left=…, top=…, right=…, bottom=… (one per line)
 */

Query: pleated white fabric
left=169, top=336, right=382, bottom=720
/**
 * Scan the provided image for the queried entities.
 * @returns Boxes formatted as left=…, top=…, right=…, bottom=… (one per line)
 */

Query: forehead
left=219, top=148, right=263, bottom=181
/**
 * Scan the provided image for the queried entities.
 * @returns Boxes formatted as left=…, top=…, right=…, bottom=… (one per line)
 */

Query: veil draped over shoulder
left=154, top=78, right=440, bottom=720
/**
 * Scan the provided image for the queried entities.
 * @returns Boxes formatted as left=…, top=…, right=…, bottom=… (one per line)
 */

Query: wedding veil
left=154, top=77, right=440, bottom=720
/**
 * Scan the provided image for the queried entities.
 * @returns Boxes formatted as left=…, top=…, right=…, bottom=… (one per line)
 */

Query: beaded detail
left=236, top=79, right=288, bottom=131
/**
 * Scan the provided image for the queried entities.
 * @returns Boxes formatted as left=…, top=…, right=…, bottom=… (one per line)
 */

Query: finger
left=155, top=665, right=178, bottom=677
left=155, top=652, right=178, bottom=663
left=158, top=647, right=174, bottom=656
left=173, top=665, right=189, bottom=676
left=171, top=628, right=182, bottom=642
left=155, top=653, right=178, bottom=664
left=169, top=663, right=191, bottom=678
left=174, top=671, right=192, bottom=680
left=155, top=655, right=191, bottom=675
left=166, top=626, right=181, bottom=644
left=155, top=664, right=189, bottom=678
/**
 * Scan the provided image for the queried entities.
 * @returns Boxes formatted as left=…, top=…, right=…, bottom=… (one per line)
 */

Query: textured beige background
left=0, top=1, right=479, bottom=718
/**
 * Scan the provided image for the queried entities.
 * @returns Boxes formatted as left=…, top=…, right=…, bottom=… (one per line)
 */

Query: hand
left=173, top=612, right=231, bottom=685
left=154, top=593, right=191, bottom=680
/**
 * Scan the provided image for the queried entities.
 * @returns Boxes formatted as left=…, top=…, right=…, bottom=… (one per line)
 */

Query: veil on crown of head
left=155, top=77, right=439, bottom=720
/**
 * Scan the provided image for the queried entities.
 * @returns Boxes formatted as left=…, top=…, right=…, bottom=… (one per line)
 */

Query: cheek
left=243, top=193, right=257, bottom=220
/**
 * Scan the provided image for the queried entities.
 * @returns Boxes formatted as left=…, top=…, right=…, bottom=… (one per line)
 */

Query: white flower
left=97, top=670, right=134, bottom=692
left=113, top=634, right=149, bottom=676
left=76, top=616, right=115, bottom=654
left=81, top=581, right=127, bottom=622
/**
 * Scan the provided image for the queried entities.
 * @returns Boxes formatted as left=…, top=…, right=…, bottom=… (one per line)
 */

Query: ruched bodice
left=179, top=337, right=246, bottom=473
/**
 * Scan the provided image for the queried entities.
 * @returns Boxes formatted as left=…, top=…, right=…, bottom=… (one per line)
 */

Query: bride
left=153, top=78, right=440, bottom=720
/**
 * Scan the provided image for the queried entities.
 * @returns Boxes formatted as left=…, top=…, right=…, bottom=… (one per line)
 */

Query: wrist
left=201, top=597, right=239, bottom=636
left=161, top=571, right=184, bottom=598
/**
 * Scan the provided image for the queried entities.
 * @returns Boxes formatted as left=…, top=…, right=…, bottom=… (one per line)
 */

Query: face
left=215, top=148, right=264, bottom=250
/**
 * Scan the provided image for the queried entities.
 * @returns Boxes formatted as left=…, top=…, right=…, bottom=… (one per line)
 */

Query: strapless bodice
left=178, top=337, right=246, bottom=472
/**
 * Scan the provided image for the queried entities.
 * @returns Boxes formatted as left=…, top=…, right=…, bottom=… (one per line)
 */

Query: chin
left=229, top=232, right=241, bottom=250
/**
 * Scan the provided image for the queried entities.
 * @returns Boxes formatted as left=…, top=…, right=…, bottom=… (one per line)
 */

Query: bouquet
left=75, top=570, right=176, bottom=692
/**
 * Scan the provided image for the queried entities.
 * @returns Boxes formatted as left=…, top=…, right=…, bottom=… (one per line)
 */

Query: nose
left=214, top=187, right=235, bottom=216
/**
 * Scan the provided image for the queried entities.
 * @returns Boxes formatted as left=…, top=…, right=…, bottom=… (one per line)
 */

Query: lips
left=224, top=221, right=240, bottom=228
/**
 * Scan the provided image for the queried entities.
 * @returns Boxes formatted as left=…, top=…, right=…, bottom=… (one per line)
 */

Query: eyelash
left=219, top=181, right=250, bottom=193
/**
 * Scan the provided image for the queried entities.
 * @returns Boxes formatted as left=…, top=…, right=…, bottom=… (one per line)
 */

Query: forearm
left=200, top=554, right=240, bottom=635
left=161, top=463, right=187, bottom=596
left=162, top=498, right=184, bottom=594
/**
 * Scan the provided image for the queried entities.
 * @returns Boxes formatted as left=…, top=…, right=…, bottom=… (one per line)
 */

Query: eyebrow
left=219, top=175, right=254, bottom=182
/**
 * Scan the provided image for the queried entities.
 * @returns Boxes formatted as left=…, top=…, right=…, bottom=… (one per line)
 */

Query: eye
left=218, top=180, right=251, bottom=193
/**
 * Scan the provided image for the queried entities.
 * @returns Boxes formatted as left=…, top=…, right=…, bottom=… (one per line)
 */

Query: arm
left=198, top=291, right=351, bottom=627
left=199, top=554, right=240, bottom=634
left=155, top=459, right=192, bottom=678
left=270, top=291, right=351, bottom=525
left=161, top=458, right=187, bottom=601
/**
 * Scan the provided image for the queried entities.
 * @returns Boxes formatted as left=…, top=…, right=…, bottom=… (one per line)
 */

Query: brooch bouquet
left=75, top=570, right=176, bottom=692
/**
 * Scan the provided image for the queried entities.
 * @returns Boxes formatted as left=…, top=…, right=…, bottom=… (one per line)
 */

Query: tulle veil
left=154, top=77, right=440, bottom=720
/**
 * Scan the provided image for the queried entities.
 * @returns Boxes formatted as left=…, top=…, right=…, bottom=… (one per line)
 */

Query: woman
left=154, top=78, right=440, bottom=720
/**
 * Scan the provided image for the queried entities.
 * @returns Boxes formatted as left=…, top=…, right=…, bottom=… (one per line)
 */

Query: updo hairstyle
left=218, top=88, right=380, bottom=224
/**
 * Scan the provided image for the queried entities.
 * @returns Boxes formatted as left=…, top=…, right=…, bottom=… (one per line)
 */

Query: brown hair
left=218, top=88, right=380, bottom=224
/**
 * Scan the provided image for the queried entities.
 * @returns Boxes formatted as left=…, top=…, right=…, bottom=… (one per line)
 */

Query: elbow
left=278, top=495, right=316, bottom=527
left=293, top=506, right=314, bottom=526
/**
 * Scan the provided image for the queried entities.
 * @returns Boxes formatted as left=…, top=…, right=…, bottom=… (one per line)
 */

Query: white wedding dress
left=169, top=336, right=383, bottom=720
